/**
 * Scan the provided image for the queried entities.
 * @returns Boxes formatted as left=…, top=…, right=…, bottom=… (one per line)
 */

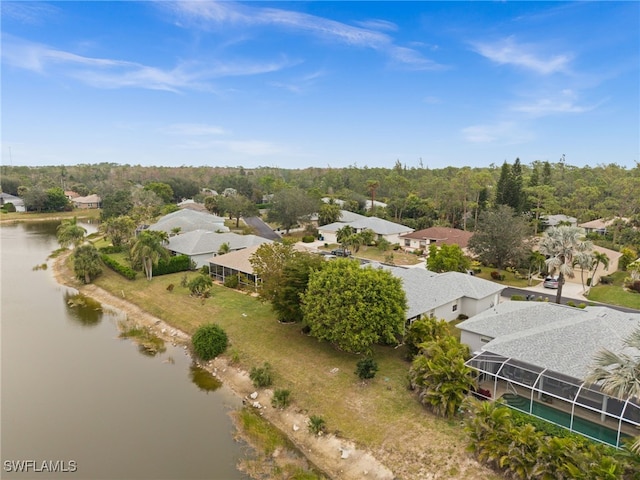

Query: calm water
left=1, top=221, right=249, bottom=479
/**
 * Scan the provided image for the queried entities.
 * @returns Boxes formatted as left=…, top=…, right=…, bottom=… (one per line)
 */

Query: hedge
left=101, top=254, right=137, bottom=280
left=153, top=255, right=191, bottom=276
left=98, top=245, right=124, bottom=254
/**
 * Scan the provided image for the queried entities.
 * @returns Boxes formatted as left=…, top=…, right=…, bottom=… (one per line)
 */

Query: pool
left=502, top=393, right=631, bottom=447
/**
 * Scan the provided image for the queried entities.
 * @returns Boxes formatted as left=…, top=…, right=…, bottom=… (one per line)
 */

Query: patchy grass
left=473, top=268, right=532, bottom=288
left=91, top=266, right=495, bottom=478
left=319, top=244, right=422, bottom=266
left=586, top=271, right=640, bottom=309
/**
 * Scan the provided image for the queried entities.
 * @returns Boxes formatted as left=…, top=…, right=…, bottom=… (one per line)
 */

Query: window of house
left=419, top=240, right=427, bottom=247
left=452, top=304, right=458, bottom=312
left=404, top=239, right=411, bottom=247
left=480, top=336, right=492, bottom=343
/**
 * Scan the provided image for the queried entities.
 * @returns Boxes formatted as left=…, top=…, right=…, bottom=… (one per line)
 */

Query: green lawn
left=585, top=271, right=640, bottom=310
left=0, top=209, right=100, bottom=223
left=473, top=268, right=533, bottom=288
left=89, top=265, right=494, bottom=478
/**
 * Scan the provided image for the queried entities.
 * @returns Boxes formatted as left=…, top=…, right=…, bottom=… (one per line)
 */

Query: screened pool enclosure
left=466, top=351, right=640, bottom=448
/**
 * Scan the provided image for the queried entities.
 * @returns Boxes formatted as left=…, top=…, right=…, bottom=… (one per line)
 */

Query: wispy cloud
left=163, top=123, right=228, bottom=136
left=511, top=89, right=601, bottom=117
left=164, top=1, right=443, bottom=71
left=462, top=121, right=534, bottom=145
left=472, top=36, right=571, bottom=75
left=1, top=35, right=292, bottom=92
left=0, top=2, right=59, bottom=24
left=270, top=69, right=326, bottom=94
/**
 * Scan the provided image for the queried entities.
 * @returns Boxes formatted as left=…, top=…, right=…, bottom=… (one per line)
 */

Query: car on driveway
left=331, top=248, right=352, bottom=257
left=543, top=276, right=559, bottom=289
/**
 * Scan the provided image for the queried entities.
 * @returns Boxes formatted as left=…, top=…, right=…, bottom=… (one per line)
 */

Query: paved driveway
left=243, top=216, right=282, bottom=241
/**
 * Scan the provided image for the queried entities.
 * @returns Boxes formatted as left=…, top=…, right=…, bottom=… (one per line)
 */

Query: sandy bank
left=51, top=252, right=395, bottom=480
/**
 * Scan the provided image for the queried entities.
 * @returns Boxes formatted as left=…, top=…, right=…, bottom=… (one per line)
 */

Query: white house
left=318, top=211, right=413, bottom=245
left=0, top=193, right=25, bottom=212
left=148, top=209, right=229, bottom=235
left=381, top=265, right=505, bottom=323
left=166, top=230, right=271, bottom=268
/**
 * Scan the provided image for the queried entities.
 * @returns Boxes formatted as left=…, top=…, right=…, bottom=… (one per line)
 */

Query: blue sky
left=2, top=1, right=639, bottom=169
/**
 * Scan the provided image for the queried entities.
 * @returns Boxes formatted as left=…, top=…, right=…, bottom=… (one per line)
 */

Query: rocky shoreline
left=51, top=251, right=395, bottom=480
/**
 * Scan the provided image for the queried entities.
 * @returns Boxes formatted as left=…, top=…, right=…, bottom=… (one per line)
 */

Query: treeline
left=1, top=160, right=639, bottom=231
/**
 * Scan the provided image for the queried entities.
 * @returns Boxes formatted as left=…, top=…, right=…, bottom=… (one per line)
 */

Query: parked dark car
left=331, top=248, right=352, bottom=257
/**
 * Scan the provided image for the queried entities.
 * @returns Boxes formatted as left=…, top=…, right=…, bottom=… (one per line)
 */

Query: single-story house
left=148, top=209, right=229, bottom=235
left=579, top=217, right=629, bottom=235
left=72, top=194, right=102, bottom=209
left=318, top=211, right=413, bottom=245
left=381, top=265, right=505, bottom=323
left=166, top=230, right=272, bottom=268
left=65, top=190, right=80, bottom=200
left=458, top=301, right=640, bottom=447
left=542, top=214, right=578, bottom=229
left=399, top=227, right=473, bottom=253
left=0, top=193, right=25, bottom=212
left=208, top=244, right=265, bottom=289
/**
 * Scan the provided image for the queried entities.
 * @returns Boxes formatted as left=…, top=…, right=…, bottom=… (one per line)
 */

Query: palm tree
left=73, top=244, right=103, bottom=284
left=589, top=251, right=610, bottom=288
left=56, top=217, right=87, bottom=248
left=130, top=231, right=170, bottom=280
left=336, top=225, right=354, bottom=250
left=217, top=242, right=230, bottom=255
left=538, top=226, right=593, bottom=304
left=366, top=180, right=380, bottom=210
left=574, top=250, right=594, bottom=293
left=585, top=327, right=640, bottom=453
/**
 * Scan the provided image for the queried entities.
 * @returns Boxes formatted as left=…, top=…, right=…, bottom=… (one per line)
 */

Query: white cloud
left=163, top=124, right=228, bottom=136
left=1, top=35, right=292, bottom=92
left=472, top=36, right=571, bottom=75
left=511, top=89, right=601, bottom=117
left=165, top=1, right=443, bottom=70
left=462, top=122, right=533, bottom=145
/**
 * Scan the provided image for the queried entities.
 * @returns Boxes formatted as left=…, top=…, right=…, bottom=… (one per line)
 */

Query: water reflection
left=64, top=292, right=103, bottom=327
left=190, top=364, right=223, bottom=393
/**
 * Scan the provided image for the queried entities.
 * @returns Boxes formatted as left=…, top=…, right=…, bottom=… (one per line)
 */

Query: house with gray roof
left=318, top=211, right=413, bottom=245
left=458, top=301, right=640, bottom=447
left=381, top=266, right=505, bottom=323
left=166, top=230, right=272, bottom=268
left=542, top=214, right=577, bottom=229
left=148, top=209, right=229, bottom=235
left=0, top=193, right=25, bottom=212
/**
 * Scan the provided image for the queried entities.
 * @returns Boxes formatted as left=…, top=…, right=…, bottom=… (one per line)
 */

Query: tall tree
left=100, top=189, right=133, bottom=220
left=366, top=179, right=380, bottom=210
left=100, top=215, right=136, bottom=247
left=144, top=182, right=174, bottom=204
left=220, top=194, right=258, bottom=228
left=318, top=202, right=342, bottom=226
left=468, top=205, right=531, bottom=272
left=589, top=251, right=610, bottom=288
left=538, top=226, right=593, bottom=304
left=130, top=230, right=170, bottom=280
left=427, top=244, right=471, bottom=273
left=250, top=242, right=298, bottom=304
left=56, top=217, right=87, bottom=248
left=73, top=244, right=103, bottom=284
left=301, top=259, right=407, bottom=354
left=268, top=188, right=317, bottom=234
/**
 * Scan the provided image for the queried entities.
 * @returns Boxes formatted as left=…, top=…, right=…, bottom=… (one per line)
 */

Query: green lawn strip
left=586, top=271, right=640, bottom=309
left=92, top=267, right=471, bottom=462
left=0, top=209, right=101, bottom=223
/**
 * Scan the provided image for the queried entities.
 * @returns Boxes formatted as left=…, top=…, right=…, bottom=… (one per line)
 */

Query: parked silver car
left=543, top=276, right=559, bottom=289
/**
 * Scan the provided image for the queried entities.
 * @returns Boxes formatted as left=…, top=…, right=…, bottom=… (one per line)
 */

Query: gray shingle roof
left=166, top=230, right=272, bottom=256
left=319, top=213, right=413, bottom=236
left=149, top=209, right=228, bottom=234
left=381, top=267, right=504, bottom=319
left=458, top=302, right=640, bottom=379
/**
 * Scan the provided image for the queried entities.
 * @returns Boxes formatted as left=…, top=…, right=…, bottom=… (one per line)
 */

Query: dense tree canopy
left=268, top=188, right=318, bottom=234
left=427, top=244, right=471, bottom=273
left=300, top=259, right=407, bottom=354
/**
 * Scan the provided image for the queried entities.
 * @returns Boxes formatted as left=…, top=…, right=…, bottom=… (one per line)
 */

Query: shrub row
left=101, top=254, right=137, bottom=280
left=153, top=255, right=191, bottom=276
left=98, top=245, right=124, bottom=254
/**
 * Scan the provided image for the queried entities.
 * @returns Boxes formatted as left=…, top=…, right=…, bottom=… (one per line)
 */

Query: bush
left=154, top=254, right=191, bottom=276
left=599, top=275, right=614, bottom=285
left=187, top=274, right=213, bottom=296
left=101, top=254, right=137, bottom=279
left=628, top=280, right=640, bottom=294
left=4, top=202, right=16, bottom=213
left=490, top=271, right=506, bottom=281
left=355, top=357, right=379, bottom=380
left=249, top=362, right=273, bottom=388
left=308, top=415, right=326, bottom=435
left=99, top=245, right=124, bottom=254
left=301, top=235, right=315, bottom=243
left=271, top=389, right=292, bottom=409
left=578, top=303, right=587, bottom=309
left=511, top=295, right=525, bottom=301
left=223, top=274, right=239, bottom=289
left=191, top=323, right=228, bottom=361
left=567, top=301, right=576, bottom=307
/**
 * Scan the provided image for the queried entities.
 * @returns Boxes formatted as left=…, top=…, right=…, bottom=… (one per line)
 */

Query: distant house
left=382, top=265, right=505, bottom=323
left=166, top=230, right=272, bottom=268
left=177, top=199, right=208, bottom=213
left=0, top=193, right=25, bottom=212
left=318, top=210, right=413, bottom=245
left=542, top=214, right=577, bottom=229
left=579, top=217, right=629, bottom=235
left=458, top=301, right=640, bottom=447
left=148, top=209, right=229, bottom=235
left=399, top=227, right=473, bottom=253
left=72, top=194, right=101, bottom=209
left=65, top=191, right=80, bottom=200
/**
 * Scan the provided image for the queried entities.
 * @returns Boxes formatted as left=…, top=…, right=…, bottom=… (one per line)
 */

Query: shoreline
left=51, top=251, right=395, bottom=480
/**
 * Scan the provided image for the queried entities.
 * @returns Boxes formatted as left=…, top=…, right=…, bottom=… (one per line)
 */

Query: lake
left=1, top=220, right=250, bottom=479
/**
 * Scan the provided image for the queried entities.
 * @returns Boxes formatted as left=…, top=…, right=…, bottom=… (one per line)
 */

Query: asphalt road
left=501, top=287, right=640, bottom=314
left=243, top=216, right=282, bottom=241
